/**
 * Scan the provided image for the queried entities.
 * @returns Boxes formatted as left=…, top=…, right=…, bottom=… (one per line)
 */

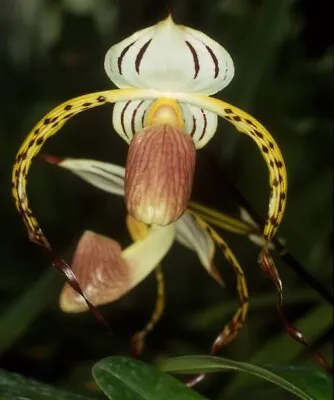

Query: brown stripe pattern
left=115, top=100, right=148, bottom=140
left=125, top=124, right=196, bottom=225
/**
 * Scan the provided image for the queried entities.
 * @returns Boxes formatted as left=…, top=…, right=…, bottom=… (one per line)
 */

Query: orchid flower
left=18, top=15, right=333, bottom=374
left=42, top=155, right=251, bottom=357
left=12, top=15, right=287, bottom=250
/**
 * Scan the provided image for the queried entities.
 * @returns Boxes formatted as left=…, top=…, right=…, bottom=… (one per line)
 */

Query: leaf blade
left=92, top=356, right=207, bottom=400
left=160, top=355, right=333, bottom=400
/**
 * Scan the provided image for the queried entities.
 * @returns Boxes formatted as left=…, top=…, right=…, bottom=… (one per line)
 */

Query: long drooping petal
left=173, top=93, right=288, bottom=244
left=11, top=88, right=160, bottom=318
left=185, top=211, right=249, bottom=386
left=60, top=223, right=175, bottom=312
left=12, top=88, right=159, bottom=250
left=188, top=211, right=249, bottom=351
left=259, top=248, right=333, bottom=374
left=104, top=15, right=234, bottom=95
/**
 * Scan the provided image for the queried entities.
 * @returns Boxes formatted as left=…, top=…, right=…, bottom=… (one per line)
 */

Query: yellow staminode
left=145, top=98, right=185, bottom=129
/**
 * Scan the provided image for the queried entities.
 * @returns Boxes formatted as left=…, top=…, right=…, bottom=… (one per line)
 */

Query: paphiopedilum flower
left=105, top=15, right=233, bottom=225
left=42, top=155, right=252, bottom=357
left=12, top=15, right=287, bottom=251
left=17, top=15, right=332, bottom=376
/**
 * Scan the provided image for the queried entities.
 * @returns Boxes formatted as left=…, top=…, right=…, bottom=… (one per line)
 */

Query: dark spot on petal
left=245, top=118, right=256, bottom=127
left=270, top=216, right=278, bottom=226
left=254, top=130, right=264, bottom=138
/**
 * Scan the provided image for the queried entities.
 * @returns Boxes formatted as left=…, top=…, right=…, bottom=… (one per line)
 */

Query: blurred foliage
left=0, top=0, right=332, bottom=399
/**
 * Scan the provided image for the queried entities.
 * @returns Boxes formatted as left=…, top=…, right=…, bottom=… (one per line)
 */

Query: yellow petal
left=12, top=88, right=160, bottom=251
left=173, top=93, right=287, bottom=242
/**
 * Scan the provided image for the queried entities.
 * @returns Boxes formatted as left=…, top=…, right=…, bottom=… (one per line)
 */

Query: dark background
left=0, top=0, right=332, bottom=399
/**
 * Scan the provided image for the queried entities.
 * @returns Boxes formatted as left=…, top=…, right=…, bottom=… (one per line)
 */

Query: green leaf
left=160, top=356, right=333, bottom=400
left=0, top=368, right=95, bottom=399
left=92, top=356, right=207, bottom=400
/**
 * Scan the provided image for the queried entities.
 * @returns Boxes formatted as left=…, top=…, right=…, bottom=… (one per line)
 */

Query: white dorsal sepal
left=104, top=15, right=234, bottom=95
